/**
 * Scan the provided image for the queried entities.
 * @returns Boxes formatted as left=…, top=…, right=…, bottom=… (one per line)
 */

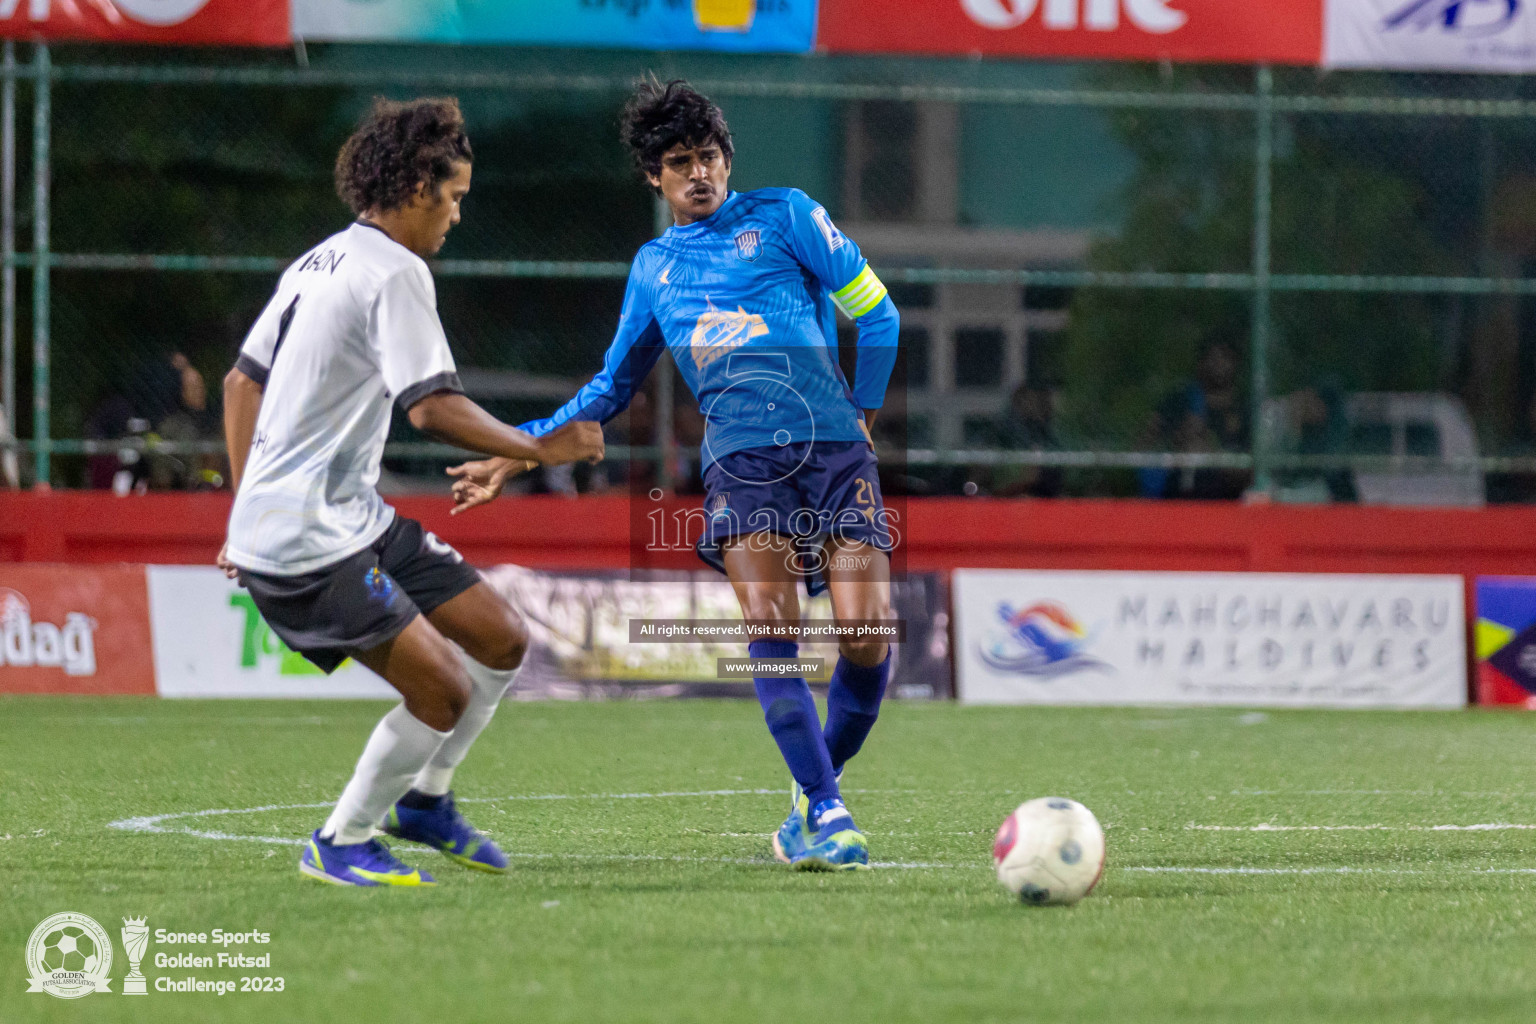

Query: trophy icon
left=120, top=917, right=148, bottom=995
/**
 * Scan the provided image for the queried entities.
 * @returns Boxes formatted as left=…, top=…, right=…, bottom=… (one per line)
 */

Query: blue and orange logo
left=364, top=567, right=396, bottom=605
left=979, top=601, right=1107, bottom=677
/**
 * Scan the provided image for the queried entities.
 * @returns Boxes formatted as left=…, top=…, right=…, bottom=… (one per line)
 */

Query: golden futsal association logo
left=24, top=912, right=114, bottom=1000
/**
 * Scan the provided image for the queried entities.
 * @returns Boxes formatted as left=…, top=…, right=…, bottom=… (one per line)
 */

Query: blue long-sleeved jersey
left=519, top=188, right=899, bottom=466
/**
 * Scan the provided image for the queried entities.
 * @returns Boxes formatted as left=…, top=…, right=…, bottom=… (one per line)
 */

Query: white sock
left=412, top=657, right=517, bottom=797
left=321, top=705, right=450, bottom=845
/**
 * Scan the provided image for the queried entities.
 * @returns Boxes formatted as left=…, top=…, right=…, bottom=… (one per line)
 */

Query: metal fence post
left=1, top=40, right=13, bottom=443
left=30, top=42, right=49, bottom=485
left=653, top=194, right=674, bottom=490
left=1250, top=65, right=1274, bottom=495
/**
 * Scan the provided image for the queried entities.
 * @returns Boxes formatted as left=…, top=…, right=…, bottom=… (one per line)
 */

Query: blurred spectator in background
left=1138, top=338, right=1251, bottom=500
left=0, top=401, right=17, bottom=488
left=1273, top=376, right=1356, bottom=502
left=85, top=350, right=220, bottom=491
left=83, top=393, right=139, bottom=491
left=987, top=383, right=1064, bottom=498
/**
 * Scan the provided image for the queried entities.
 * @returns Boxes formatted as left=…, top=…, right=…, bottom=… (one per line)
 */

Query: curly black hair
left=334, top=97, right=473, bottom=216
left=621, top=78, right=733, bottom=186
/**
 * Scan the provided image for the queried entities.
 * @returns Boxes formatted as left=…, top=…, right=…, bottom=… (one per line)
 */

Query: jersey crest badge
left=811, top=208, right=846, bottom=252
left=734, top=229, right=762, bottom=262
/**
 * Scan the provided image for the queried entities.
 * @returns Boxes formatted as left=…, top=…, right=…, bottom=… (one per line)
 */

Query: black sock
left=397, top=789, right=448, bottom=810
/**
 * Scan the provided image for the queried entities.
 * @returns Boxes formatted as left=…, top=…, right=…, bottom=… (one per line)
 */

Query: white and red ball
left=992, top=797, right=1105, bottom=906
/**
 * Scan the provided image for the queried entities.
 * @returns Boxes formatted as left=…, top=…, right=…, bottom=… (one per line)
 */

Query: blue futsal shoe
left=384, top=791, right=509, bottom=874
left=771, top=779, right=812, bottom=864
left=792, top=798, right=869, bottom=872
left=299, top=831, right=436, bottom=887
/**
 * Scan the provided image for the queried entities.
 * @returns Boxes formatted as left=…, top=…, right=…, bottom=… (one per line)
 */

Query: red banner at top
left=816, top=0, right=1323, bottom=65
left=0, top=0, right=288, bottom=46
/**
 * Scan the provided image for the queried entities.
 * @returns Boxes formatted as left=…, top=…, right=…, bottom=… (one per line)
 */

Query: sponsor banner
left=1473, top=577, right=1536, bottom=708
left=1324, top=0, right=1536, bottom=73
left=292, top=0, right=816, bottom=52
left=816, top=0, right=1323, bottom=65
left=483, top=566, right=951, bottom=699
left=0, top=0, right=288, bottom=46
left=955, top=569, right=1466, bottom=708
left=147, top=565, right=951, bottom=699
left=146, top=566, right=392, bottom=699
left=0, top=564, right=155, bottom=695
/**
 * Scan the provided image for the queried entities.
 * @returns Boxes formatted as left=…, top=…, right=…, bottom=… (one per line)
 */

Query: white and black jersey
left=226, top=222, right=462, bottom=576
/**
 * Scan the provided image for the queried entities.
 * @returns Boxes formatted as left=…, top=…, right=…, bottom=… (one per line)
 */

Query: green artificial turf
left=4, top=697, right=1536, bottom=1023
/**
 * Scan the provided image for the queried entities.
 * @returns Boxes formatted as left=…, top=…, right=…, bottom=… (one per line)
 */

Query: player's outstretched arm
left=445, top=256, right=665, bottom=515
left=408, top=392, right=605, bottom=467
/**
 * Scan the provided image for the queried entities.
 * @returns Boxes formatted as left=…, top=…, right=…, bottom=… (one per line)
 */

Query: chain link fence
left=5, top=44, right=1536, bottom=503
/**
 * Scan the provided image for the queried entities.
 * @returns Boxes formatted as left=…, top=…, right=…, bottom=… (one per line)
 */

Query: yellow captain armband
left=831, top=265, right=888, bottom=320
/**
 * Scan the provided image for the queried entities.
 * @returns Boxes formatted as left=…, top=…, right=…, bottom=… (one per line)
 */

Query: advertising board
left=0, top=564, right=156, bottom=695
left=955, top=569, right=1467, bottom=708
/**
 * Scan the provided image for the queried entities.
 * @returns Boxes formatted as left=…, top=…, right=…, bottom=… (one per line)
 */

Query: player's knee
left=439, top=667, right=472, bottom=725
left=416, top=657, right=472, bottom=730
left=740, top=593, right=797, bottom=634
left=840, top=638, right=888, bottom=667
left=480, top=609, right=528, bottom=672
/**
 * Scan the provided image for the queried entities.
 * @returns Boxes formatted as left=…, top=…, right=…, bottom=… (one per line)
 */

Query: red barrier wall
left=2, top=492, right=1533, bottom=579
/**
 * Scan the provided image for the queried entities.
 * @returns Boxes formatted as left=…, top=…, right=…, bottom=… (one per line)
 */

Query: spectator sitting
left=989, top=383, right=1064, bottom=498
left=1137, top=338, right=1251, bottom=500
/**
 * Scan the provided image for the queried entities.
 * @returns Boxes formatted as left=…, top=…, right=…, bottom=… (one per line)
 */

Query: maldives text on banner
left=815, top=0, right=1323, bottom=65
left=954, top=569, right=1466, bottom=709
left=0, top=0, right=288, bottom=45
left=292, top=0, right=816, bottom=52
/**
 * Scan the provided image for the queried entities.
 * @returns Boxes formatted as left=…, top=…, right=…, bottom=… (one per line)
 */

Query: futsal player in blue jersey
left=450, top=80, right=900, bottom=870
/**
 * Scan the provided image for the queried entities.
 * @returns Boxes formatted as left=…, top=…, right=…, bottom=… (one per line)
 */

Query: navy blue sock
left=823, top=652, right=890, bottom=775
left=398, top=789, right=448, bottom=810
left=749, top=639, right=839, bottom=809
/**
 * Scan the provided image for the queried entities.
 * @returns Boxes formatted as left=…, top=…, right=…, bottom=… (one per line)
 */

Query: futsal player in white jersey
left=221, top=98, right=604, bottom=887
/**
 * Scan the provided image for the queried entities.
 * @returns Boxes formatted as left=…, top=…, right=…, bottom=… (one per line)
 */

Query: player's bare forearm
left=222, top=367, right=264, bottom=495
left=408, top=392, right=604, bottom=465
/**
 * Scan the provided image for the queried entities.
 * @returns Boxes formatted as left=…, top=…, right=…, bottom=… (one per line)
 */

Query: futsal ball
left=992, top=797, right=1105, bottom=906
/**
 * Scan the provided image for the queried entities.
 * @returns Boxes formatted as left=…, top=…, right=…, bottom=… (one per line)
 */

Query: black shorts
left=237, top=516, right=482, bottom=674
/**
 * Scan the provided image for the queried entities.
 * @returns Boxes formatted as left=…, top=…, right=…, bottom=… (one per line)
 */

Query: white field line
left=1125, top=866, right=1536, bottom=876
left=1188, top=823, right=1536, bottom=832
left=1227, top=789, right=1536, bottom=798
left=106, top=791, right=1536, bottom=876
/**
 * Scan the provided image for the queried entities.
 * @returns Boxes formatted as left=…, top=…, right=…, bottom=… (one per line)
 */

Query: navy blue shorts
left=697, top=440, right=892, bottom=596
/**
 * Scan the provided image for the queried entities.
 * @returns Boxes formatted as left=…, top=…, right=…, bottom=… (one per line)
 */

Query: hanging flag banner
left=292, top=0, right=816, bottom=52
left=1473, top=576, right=1536, bottom=708
left=0, top=0, right=288, bottom=46
left=1324, top=0, right=1536, bottom=73
left=816, top=0, right=1324, bottom=65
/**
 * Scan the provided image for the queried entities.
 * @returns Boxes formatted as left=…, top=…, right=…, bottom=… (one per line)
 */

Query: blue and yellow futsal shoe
left=792, top=798, right=869, bottom=872
left=384, top=791, right=509, bottom=874
left=299, top=831, right=436, bottom=887
left=771, top=778, right=811, bottom=864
